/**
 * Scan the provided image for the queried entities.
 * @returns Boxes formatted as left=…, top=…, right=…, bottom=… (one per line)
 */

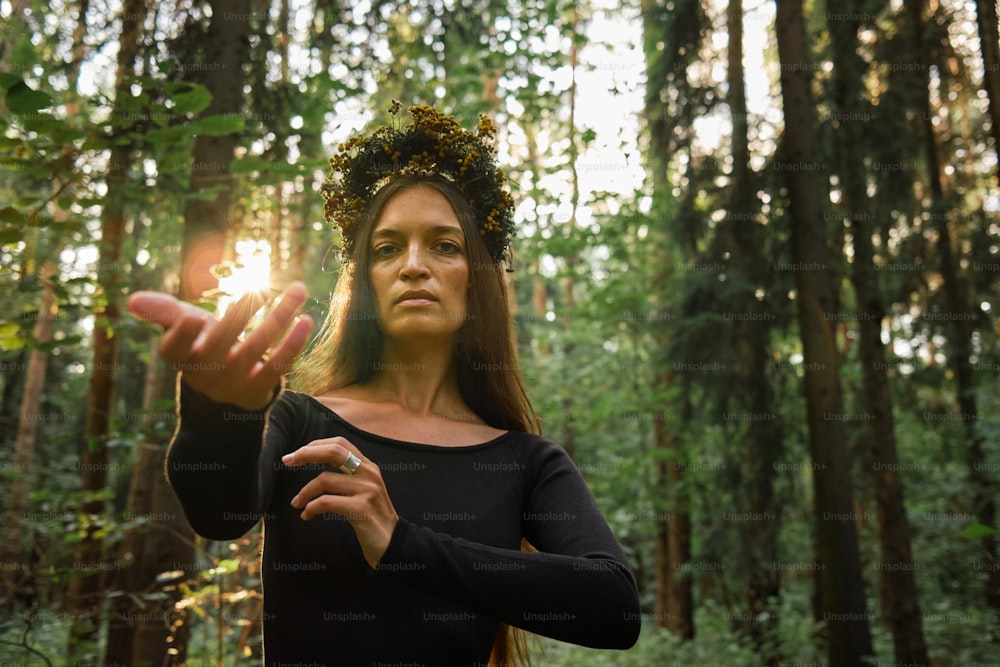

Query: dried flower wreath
left=320, top=101, right=515, bottom=263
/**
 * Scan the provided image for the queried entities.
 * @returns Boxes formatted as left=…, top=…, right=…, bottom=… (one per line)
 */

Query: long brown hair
left=294, top=174, right=538, bottom=665
left=295, top=174, right=539, bottom=434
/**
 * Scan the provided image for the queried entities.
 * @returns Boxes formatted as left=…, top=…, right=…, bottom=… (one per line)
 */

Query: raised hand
left=127, top=283, right=314, bottom=410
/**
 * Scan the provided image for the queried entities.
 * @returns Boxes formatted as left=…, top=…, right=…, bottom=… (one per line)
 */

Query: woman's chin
left=382, top=318, right=464, bottom=342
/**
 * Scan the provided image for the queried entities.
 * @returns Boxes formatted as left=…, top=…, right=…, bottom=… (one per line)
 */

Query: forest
left=0, top=0, right=998, bottom=665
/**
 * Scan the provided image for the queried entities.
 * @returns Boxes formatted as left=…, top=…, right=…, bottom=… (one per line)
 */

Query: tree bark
left=179, top=0, right=252, bottom=301
left=774, top=1, right=875, bottom=665
left=725, top=2, right=782, bottom=656
left=654, top=414, right=694, bottom=638
left=974, top=0, right=1000, bottom=186
left=906, top=0, right=999, bottom=616
left=641, top=0, right=695, bottom=638
left=107, top=2, right=252, bottom=662
left=105, top=335, right=195, bottom=666
left=1, top=260, right=57, bottom=584
left=67, top=0, right=146, bottom=655
left=826, top=3, right=931, bottom=664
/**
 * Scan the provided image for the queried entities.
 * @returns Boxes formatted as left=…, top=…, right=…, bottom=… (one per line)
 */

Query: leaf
left=22, top=113, right=63, bottom=135
left=230, top=156, right=271, bottom=174
left=0, top=227, right=23, bottom=245
left=215, top=558, right=240, bottom=574
left=963, top=523, right=998, bottom=540
left=171, top=85, right=212, bottom=115
left=6, top=81, right=53, bottom=114
left=187, top=114, right=244, bottom=136
left=0, top=337, right=25, bottom=353
left=649, top=447, right=680, bottom=462
left=0, top=207, right=23, bottom=224
left=0, top=72, right=22, bottom=90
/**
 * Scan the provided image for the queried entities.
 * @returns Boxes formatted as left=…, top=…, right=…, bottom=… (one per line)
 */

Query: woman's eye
left=373, top=245, right=398, bottom=257
left=437, top=241, right=460, bottom=254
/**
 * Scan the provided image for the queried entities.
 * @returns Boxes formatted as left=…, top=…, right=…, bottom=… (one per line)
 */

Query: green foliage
left=538, top=603, right=762, bottom=666
left=1, top=0, right=999, bottom=664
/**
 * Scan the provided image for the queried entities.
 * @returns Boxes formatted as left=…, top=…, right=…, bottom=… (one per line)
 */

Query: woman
left=128, top=103, right=640, bottom=666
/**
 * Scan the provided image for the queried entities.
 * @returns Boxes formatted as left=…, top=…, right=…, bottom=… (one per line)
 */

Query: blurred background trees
left=0, top=0, right=997, bottom=665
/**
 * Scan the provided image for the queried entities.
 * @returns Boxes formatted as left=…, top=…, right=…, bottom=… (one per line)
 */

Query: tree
left=67, top=0, right=148, bottom=655
left=773, top=0, right=875, bottom=664
left=722, top=0, right=783, bottom=654
left=1, top=260, right=57, bottom=582
left=105, top=3, right=253, bottom=663
left=824, top=3, right=930, bottom=664
left=973, top=0, right=1000, bottom=185
left=640, top=0, right=709, bottom=639
left=904, top=0, right=999, bottom=617
left=179, top=1, right=251, bottom=301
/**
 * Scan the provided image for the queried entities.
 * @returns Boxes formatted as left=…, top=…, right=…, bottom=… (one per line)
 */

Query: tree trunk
left=109, top=2, right=252, bottom=662
left=641, top=0, right=694, bottom=638
left=773, top=1, right=875, bottom=665
left=826, top=3, right=931, bottom=664
left=1, top=260, right=57, bottom=586
left=724, top=2, right=782, bottom=655
left=654, top=412, right=694, bottom=638
left=180, top=0, right=252, bottom=301
left=907, top=0, right=1000, bottom=616
left=105, top=333, right=195, bottom=665
left=67, top=0, right=146, bottom=655
left=557, top=1, right=581, bottom=460
left=974, top=0, right=1000, bottom=186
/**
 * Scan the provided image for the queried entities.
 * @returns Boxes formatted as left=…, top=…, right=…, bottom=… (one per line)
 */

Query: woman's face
left=368, top=185, right=470, bottom=344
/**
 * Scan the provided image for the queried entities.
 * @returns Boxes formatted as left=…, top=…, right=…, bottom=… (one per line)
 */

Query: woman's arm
left=128, top=285, right=313, bottom=539
left=372, top=440, right=641, bottom=650
left=166, top=382, right=279, bottom=540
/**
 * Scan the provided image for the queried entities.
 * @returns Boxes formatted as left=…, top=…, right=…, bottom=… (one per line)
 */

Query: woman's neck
left=362, top=337, right=465, bottom=417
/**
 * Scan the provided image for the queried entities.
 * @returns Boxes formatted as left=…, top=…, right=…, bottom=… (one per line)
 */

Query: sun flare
left=215, top=238, right=272, bottom=320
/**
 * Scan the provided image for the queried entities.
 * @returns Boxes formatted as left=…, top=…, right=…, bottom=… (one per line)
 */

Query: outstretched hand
left=127, top=283, right=314, bottom=411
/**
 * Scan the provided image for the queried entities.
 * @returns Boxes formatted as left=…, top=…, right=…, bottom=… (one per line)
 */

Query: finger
left=299, top=493, right=368, bottom=522
left=199, top=290, right=268, bottom=361
left=128, top=292, right=185, bottom=329
left=282, top=439, right=362, bottom=470
left=158, top=314, right=211, bottom=366
left=238, top=283, right=309, bottom=364
left=290, top=471, right=358, bottom=510
left=246, top=314, right=314, bottom=386
left=129, top=292, right=222, bottom=332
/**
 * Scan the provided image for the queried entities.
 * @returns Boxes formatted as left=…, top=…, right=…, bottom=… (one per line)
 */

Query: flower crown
left=320, top=101, right=515, bottom=263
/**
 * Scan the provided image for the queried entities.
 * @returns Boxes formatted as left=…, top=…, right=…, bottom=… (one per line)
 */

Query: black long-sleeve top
left=167, top=382, right=641, bottom=666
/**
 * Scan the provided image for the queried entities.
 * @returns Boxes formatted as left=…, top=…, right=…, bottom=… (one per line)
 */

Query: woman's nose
left=399, top=243, right=429, bottom=278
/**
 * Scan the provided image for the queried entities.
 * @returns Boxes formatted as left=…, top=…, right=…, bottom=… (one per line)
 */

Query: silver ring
left=341, top=452, right=362, bottom=475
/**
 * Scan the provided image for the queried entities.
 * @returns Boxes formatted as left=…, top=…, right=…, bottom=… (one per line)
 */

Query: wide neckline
left=299, top=392, right=513, bottom=451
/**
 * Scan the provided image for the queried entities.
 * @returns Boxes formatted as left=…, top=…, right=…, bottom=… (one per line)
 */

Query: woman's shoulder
left=502, top=430, right=577, bottom=472
left=271, top=388, right=349, bottom=429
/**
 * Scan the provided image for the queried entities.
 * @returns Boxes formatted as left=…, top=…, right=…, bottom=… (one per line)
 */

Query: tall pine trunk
left=106, top=3, right=253, bottom=662
left=974, top=0, right=1000, bottom=186
left=67, top=0, right=146, bottom=655
left=725, top=1, right=782, bottom=655
left=774, top=1, right=874, bottom=664
left=1, top=260, right=57, bottom=580
left=826, top=3, right=931, bottom=664
left=640, top=0, right=696, bottom=638
left=180, top=0, right=252, bottom=301
left=906, top=0, right=1000, bottom=616
left=105, top=329, right=194, bottom=665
